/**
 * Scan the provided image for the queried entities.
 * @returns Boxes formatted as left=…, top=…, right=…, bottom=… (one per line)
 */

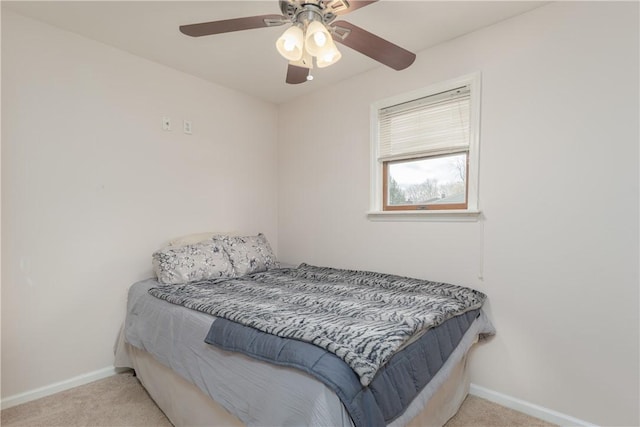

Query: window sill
left=366, top=210, right=481, bottom=222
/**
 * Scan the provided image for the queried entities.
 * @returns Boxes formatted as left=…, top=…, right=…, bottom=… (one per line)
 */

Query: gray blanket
left=149, top=263, right=487, bottom=386
left=206, top=309, right=482, bottom=427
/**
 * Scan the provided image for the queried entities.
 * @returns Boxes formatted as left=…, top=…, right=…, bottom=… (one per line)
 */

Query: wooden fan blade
left=332, top=20, right=416, bottom=70
left=330, top=0, right=379, bottom=16
left=180, top=15, right=286, bottom=37
left=286, top=64, right=309, bottom=84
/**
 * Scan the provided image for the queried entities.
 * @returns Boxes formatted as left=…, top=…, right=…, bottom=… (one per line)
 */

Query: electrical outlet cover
left=162, top=116, right=171, bottom=131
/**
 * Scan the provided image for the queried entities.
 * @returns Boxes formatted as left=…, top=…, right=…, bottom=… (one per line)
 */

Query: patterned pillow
left=152, top=240, right=235, bottom=285
left=168, top=231, right=241, bottom=247
left=215, top=233, right=279, bottom=276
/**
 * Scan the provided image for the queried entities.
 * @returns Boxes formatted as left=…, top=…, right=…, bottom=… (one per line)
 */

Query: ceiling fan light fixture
left=304, top=20, right=332, bottom=57
left=276, top=25, right=304, bottom=61
left=316, top=42, right=342, bottom=68
left=289, top=49, right=314, bottom=69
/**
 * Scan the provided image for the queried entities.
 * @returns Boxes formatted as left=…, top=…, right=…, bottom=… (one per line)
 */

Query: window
left=369, top=73, right=481, bottom=219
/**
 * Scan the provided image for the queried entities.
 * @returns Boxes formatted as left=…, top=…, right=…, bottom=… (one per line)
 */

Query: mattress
left=116, top=277, right=494, bottom=426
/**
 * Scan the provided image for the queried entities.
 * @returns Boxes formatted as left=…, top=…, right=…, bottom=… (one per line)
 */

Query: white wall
left=277, top=2, right=638, bottom=426
left=1, top=10, right=278, bottom=399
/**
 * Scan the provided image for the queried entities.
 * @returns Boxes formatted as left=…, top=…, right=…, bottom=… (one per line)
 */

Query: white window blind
left=378, top=85, right=471, bottom=161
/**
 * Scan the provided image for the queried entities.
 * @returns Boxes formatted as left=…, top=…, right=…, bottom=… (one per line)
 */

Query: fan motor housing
left=279, top=0, right=340, bottom=25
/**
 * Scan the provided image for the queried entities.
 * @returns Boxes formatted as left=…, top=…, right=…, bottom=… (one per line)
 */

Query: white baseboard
left=469, top=383, right=597, bottom=427
left=1, top=366, right=118, bottom=410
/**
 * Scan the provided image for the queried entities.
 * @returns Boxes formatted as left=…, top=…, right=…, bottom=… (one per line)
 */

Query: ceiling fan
left=179, top=0, right=416, bottom=84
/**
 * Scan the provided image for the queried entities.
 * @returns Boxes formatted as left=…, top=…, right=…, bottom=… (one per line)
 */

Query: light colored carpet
left=446, top=395, right=555, bottom=427
left=1, top=372, right=555, bottom=427
left=1, top=372, right=172, bottom=427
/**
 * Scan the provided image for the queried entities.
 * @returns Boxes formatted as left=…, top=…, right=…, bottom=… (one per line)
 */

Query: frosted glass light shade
left=304, top=20, right=331, bottom=57
left=290, top=50, right=314, bottom=69
left=316, top=41, right=342, bottom=68
left=276, top=26, right=304, bottom=61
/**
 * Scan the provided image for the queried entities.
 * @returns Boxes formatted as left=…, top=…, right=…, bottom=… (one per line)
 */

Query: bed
left=114, top=233, right=494, bottom=427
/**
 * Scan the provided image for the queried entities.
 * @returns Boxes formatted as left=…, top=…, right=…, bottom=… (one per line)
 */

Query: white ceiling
left=3, top=1, right=547, bottom=104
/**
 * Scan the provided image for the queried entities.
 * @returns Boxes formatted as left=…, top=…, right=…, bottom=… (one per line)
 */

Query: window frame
left=369, top=73, right=482, bottom=221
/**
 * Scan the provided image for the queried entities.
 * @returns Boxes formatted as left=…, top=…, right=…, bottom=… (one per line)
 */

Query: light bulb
left=313, top=31, right=327, bottom=47
left=283, top=39, right=296, bottom=52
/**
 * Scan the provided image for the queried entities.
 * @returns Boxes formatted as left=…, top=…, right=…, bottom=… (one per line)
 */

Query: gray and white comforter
left=149, top=263, right=487, bottom=387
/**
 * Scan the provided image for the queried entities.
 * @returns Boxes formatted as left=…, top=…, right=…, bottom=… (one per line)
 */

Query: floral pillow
left=215, top=233, right=279, bottom=276
left=168, top=231, right=241, bottom=247
left=152, top=240, right=235, bottom=285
